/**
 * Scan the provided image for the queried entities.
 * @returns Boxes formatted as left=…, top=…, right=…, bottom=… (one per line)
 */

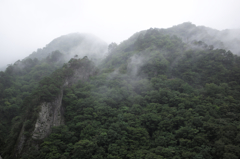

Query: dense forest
left=1, top=22, right=240, bottom=159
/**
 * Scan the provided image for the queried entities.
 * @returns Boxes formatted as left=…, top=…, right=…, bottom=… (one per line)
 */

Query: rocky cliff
left=32, top=58, right=96, bottom=140
left=14, top=57, right=96, bottom=157
left=32, top=90, right=64, bottom=140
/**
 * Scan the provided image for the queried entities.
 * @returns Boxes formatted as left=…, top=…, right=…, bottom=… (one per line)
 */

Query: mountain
left=28, top=33, right=108, bottom=64
left=165, top=22, right=240, bottom=54
left=1, top=23, right=240, bottom=159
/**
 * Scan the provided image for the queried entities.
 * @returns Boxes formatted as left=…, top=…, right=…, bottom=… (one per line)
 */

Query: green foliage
left=2, top=27, right=240, bottom=159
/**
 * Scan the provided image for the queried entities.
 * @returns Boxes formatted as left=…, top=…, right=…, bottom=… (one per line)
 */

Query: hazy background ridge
left=0, top=0, right=240, bottom=68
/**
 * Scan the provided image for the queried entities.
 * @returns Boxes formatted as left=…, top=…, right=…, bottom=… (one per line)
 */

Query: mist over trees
left=27, top=33, right=108, bottom=65
left=1, top=23, right=240, bottom=159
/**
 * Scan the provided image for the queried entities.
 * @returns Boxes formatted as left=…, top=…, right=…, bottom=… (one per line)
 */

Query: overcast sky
left=0, top=0, right=240, bottom=68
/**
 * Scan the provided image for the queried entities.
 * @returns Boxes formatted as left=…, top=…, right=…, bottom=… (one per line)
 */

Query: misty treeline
left=1, top=23, right=240, bottom=159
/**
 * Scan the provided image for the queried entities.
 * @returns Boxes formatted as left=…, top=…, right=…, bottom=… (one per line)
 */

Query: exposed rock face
left=32, top=59, right=95, bottom=140
left=32, top=90, right=64, bottom=139
left=14, top=58, right=97, bottom=158
left=16, top=127, right=26, bottom=154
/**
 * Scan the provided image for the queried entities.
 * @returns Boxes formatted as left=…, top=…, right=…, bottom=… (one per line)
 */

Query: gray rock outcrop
left=14, top=58, right=96, bottom=157
left=32, top=90, right=64, bottom=139
left=31, top=58, right=95, bottom=140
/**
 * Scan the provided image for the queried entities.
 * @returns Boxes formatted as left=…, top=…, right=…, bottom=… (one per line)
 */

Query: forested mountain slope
left=0, top=51, right=65, bottom=152
left=0, top=33, right=107, bottom=158
left=1, top=23, right=240, bottom=159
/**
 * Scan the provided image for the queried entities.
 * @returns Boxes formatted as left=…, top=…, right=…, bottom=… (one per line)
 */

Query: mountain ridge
left=1, top=22, right=240, bottom=159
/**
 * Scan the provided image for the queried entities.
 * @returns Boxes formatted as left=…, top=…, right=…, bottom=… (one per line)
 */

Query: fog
left=0, top=0, right=240, bottom=69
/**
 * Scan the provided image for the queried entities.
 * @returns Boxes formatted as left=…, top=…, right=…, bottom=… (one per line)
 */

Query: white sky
left=0, top=0, right=240, bottom=68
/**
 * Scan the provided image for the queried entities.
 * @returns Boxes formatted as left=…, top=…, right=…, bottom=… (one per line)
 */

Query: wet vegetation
left=1, top=23, right=240, bottom=159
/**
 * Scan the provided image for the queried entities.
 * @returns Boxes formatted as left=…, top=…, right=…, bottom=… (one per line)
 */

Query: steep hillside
left=9, top=57, right=96, bottom=158
left=0, top=34, right=107, bottom=158
left=1, top=23, right=240, bottom=159
left=0, top=51, right=66, bottom=154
